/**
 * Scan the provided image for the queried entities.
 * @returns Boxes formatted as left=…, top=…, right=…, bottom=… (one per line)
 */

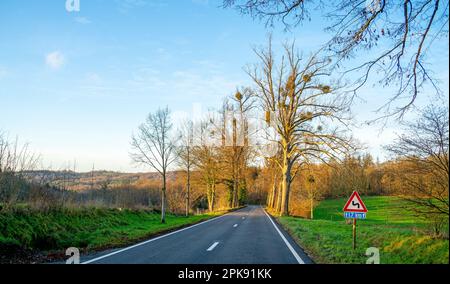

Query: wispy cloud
left=72, top=62, right=241, bottom=104
left=127, top=67, right=166, bottom=90
left=171, top=69, right=241, bottom=101
left=74, top=17, right=92, bottom=24
left=45, top=51, right=65, bottom=70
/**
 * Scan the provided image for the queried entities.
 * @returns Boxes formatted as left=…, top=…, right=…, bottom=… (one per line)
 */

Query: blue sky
left=0, top=0, right=448, bottom=172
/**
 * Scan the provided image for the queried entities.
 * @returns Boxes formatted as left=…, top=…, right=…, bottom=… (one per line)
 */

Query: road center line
left=233, top=224, right=238, bottom=228
left=207, top=242, right=220, bottom=251
left=262, top=207, right=305, bottom=264
left=81, top=212, right=231, bottom=264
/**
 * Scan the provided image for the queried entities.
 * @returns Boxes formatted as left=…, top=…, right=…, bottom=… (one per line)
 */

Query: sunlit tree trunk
left=269, top=182, right=277, bottom=209
left=186, top=169, right=190, bottom=217
left=207, top=183, right=212, bottom=212
left=266, top=189, right=272, bottom=208
left=207, top=181, right=216, bottom=212
left=280, top=150, right=293, bottom=216
left=276, top=180, right=283, bottom=214
left=212, top=183, right=216, bottom=211
left=161, top=174, right=167, bottom=223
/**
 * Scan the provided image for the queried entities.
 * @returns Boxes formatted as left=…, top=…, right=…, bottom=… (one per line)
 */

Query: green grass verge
left=278, top=196, right=449, bottom=264
left=0, top=207, right=224, bottom=254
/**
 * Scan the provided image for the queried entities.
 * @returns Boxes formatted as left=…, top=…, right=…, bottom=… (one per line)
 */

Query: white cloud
left=46, top=51, right=65, bottom=70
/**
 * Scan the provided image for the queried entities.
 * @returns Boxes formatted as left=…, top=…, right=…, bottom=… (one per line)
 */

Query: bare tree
left=249, top=40, right=352, bottom=216
left=264, top=155, right=281, bottom=210
left=192, top=117, right=223, bottom=212
left=130, top=107, right=176, bottom=223
left=176, top=119, right=194, bottom=216
left=224, top=0, right=449, bottom=118
left=385, top=105, right=449, bottom=218
left=221, top=89, right=256, bottom=208
left=306, top=174, right=321, bottom=219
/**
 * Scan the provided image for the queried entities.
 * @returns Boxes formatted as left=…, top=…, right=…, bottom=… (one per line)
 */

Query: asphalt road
left=82, top=206, right=313, bottom=264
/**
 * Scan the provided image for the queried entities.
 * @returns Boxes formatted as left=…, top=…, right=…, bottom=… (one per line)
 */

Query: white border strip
left=263, top=208, right=305, bottom=264
left=82, top=213, right=228, bottom=264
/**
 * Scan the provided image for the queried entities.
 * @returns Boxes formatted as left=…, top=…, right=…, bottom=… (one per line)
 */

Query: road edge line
left=82, top=212, right=233, bottom=264
left=262, top=207, right=305, bottom=264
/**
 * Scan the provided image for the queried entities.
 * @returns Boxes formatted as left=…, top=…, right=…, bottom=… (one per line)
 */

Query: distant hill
left=22, top=170, right=182, bottom=191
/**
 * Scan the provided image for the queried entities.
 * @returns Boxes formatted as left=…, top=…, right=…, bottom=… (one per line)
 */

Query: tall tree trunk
left=232, top=177, right=238, bottom=208
left=269, top=181, right=277, bottom=209
left=276, top=180, right=283, bottom=214
left=186, top=163, right=191, bottom=217
left=232, top=118, right=238, bottom=208
left=213, top=183, right=216, bottom=211
left=186, top=170, right=190, bottom=217
left=280, top=151, right=292, bottom=216
left=211, top=183, right=216, bottom=212
left=266, top=184, right=272, bottom=208
left=207, top=182, right=216, bottom=212
left=161, top=174, right=167, bottom=223
left=207, top=183, right=212, bottom=212
left=228, top=185, right=234, bottom=208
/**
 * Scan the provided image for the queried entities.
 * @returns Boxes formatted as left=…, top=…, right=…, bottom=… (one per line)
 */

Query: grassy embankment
left=278, top=196, right=449, bottom=264
left=0, top=207, right=225, bottom=258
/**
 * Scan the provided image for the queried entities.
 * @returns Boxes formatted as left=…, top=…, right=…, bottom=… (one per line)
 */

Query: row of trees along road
left=129, top=39, right=356, bottom=222
left=221, top=0, right=449, bottom=225
left=3, top=102, right=446, bottom=227
left=128, top=40, right=448, bottom=225
left=1, top=1, right=448, bottom=230
left=130, top=90, right=256, bottom=222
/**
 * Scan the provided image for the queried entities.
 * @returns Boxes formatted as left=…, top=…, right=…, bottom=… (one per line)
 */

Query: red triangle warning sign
left=343, top=191, right=368, bottom=213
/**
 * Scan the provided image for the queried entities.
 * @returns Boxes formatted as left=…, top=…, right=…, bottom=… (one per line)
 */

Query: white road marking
left=233, top=224, right=238, bottom=228
left=82, top=213, right=231, bottom=264
left=207, top=242, right=220, bottom=251
left=242, top=217, right=245, bottom=220
left=262, top=207, right=305, bottom=264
